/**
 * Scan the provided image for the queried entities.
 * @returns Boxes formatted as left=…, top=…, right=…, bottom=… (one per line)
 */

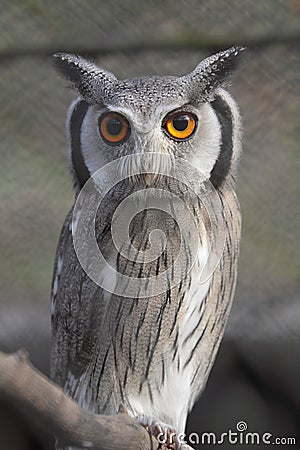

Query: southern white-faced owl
left=50, top=46, right=244, bottom=448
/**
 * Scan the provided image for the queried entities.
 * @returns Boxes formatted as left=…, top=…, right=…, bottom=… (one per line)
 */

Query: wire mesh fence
left=0, top=0, right=299, bottom=449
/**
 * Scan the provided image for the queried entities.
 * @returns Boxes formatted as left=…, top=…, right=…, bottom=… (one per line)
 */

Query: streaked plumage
left=50, top=47, right=244, bottom=447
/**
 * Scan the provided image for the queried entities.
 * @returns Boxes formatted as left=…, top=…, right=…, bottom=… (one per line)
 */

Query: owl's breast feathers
left=51, top=181, right=241, bottom=432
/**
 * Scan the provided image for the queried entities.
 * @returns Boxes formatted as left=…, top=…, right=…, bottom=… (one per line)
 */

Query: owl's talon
left=117, top=403, right=127, bottom=414
left=135, top=415, right=180, bottom=450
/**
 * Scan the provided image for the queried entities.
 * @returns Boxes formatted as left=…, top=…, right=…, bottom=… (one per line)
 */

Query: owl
left=50, top=47, right=244, bottom=448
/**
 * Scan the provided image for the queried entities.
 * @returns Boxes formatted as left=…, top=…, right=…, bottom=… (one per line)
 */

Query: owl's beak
left=143, top=173, right=155, bottom=186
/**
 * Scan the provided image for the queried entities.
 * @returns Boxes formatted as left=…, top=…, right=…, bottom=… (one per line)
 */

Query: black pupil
left=172, top=115, right=189, bottom=131
left=107, top=117, right=123, bottom=135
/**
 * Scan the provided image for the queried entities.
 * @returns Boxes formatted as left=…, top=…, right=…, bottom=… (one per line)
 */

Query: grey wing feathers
left=50, top=207, right=103, bottom=388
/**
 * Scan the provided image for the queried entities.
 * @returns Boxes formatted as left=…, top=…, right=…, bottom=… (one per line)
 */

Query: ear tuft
left=202, top=45, right=246, bottom=79
left=53, top=53, right=84, bottom=85
left=52, top=53, right=117, bottom=103
left=184, top=46, right=246, bottom=100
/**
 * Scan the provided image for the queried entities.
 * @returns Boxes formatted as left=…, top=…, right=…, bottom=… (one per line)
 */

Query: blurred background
left=0, top=0, right=299, bottom=449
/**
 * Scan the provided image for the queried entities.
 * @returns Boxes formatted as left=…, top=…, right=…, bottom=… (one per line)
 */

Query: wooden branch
left=0, top=350, right=194, bottom=449
left=0, top=350, right=165, bottom=449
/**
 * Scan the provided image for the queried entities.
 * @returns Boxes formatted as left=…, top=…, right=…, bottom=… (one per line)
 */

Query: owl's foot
left=136, top=414, right=180, bottom=450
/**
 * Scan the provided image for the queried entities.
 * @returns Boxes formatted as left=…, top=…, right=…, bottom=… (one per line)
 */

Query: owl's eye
left=99, top=112, right=130, bottom=144
left=163, top=112, right=197, bottom=140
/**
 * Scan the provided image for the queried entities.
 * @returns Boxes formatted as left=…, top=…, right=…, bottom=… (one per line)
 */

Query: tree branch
left=0, top=350, right=192, bottom=450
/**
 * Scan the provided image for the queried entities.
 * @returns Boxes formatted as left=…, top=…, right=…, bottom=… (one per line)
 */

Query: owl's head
left=54, top=47, right=244, bottom=191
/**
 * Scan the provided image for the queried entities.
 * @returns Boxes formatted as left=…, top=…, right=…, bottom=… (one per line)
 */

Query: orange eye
left=163, top=112, right=197, bottom=140
left=99, top=112, right=130, bottom=144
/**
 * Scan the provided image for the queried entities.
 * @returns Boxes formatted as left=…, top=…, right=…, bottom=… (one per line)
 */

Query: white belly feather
left=127, top=241, right=211, bottom=432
